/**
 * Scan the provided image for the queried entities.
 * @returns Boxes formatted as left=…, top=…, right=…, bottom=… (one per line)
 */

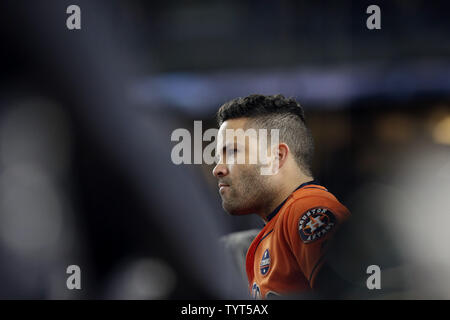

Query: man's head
left=212, top=94, right=314, bottom=216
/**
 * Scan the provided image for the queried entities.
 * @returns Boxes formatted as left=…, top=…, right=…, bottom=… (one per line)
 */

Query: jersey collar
left=265, top=179, right=321, bottom=222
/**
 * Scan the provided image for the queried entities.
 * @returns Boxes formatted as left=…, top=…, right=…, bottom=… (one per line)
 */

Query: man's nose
left=212, top=162, right=229, bottom=178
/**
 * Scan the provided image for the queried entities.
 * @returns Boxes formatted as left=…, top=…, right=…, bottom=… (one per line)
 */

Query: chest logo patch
left=298, top=207, right=336, bottom=243
left=259, top=249, right=271, bottom=276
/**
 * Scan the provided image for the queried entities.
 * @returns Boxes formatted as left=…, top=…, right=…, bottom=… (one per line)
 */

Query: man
left=212, top=94, right=351, bottom=299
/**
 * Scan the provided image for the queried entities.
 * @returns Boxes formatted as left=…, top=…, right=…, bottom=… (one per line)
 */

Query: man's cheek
left=227, top=163, right=236, bottom=174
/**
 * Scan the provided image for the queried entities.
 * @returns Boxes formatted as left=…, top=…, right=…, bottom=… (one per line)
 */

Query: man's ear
left=276, top=143, right=289, bottom=169
left=261, top=143, right=290, bottom=176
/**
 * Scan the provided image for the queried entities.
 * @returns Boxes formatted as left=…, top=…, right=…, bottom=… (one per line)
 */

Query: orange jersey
left=245, top=180, right=351, bottom=299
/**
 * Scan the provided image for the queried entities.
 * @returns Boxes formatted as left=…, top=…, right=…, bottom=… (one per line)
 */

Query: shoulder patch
left=298, top=207, right=336, bottom=243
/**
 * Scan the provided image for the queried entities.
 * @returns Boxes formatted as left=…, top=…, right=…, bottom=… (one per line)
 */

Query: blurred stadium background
left=0, top=0, right=449, bottom=299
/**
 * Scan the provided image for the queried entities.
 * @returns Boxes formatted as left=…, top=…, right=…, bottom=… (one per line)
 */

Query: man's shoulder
left=291, top=183, right=334, bottom=200
left=280, top=186, right=350, bottom=223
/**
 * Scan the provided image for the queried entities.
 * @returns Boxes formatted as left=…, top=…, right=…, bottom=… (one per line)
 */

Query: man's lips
left=218, top=183, right=230, bottom=193
left=218, top=183, right=229, bottom=188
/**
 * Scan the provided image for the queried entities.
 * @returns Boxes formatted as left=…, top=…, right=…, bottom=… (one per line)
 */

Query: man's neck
left=258, top=175, right=314, bottom=223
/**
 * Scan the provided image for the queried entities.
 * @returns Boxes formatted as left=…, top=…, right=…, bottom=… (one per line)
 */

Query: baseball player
left=213, top=94, right=351, bottom=299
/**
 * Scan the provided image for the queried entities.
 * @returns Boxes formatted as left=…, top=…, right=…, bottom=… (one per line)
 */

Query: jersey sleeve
left=282, top=196, right=350, bottom=288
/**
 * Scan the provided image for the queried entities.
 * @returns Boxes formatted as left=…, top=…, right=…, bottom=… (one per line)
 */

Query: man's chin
left=222, top=202, right=254, bottom=216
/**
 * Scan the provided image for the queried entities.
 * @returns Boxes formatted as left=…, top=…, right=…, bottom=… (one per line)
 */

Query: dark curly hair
left=216, top=94, right=314, bottom=176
